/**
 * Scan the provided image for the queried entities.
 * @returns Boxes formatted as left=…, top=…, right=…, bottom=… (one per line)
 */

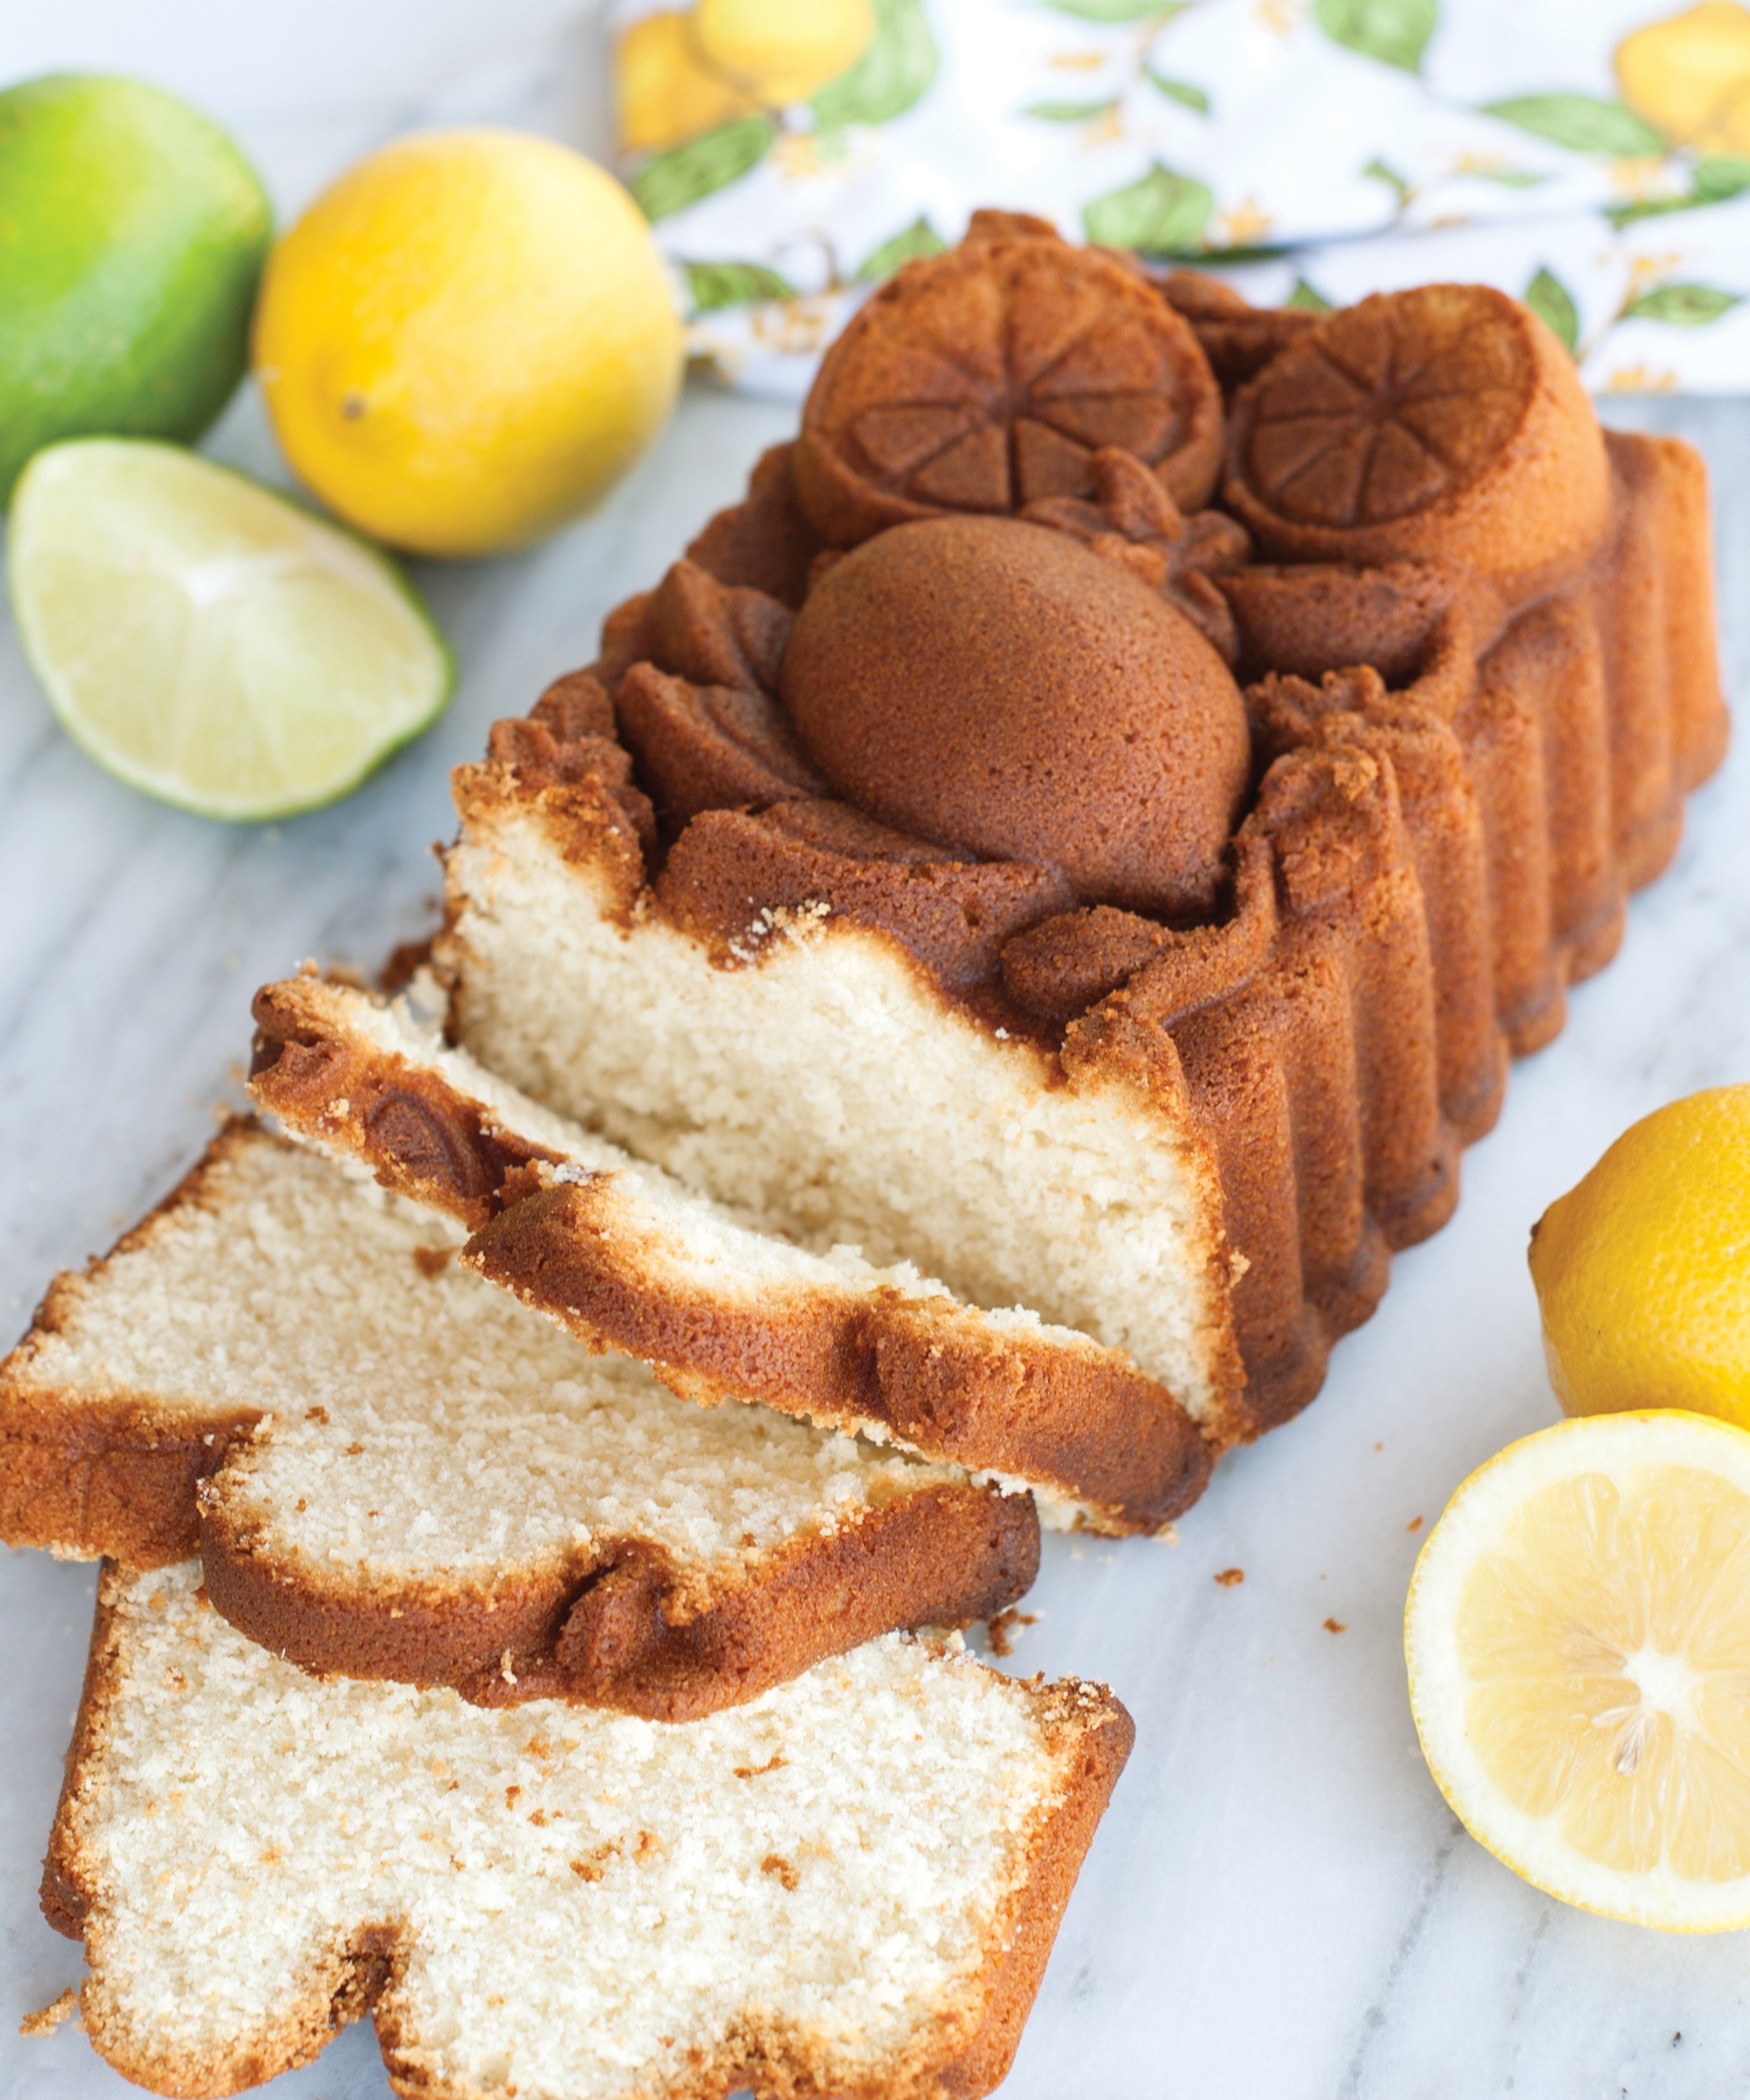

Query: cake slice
left=0, top=1124, right=1036, bottom=1718
left=45, top=1561, right=1131, bottom=2100
left=249, top=974, right=1213, bottom=1535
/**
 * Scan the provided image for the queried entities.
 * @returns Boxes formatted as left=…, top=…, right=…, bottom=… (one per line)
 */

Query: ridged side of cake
left=45, top=1562, right=1131, bottom=2100
left=440, top=421, right=1723, bottom=1438
left=0, top=1125, right=1037, bottom=1717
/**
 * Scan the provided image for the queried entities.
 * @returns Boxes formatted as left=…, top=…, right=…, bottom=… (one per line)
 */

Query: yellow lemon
left=1615, top=1, right=1750, bottom=158
left=617, top=12, right=755, bottom=155
left=253, top=131, right=682, bottom=559
left=694, top=0, right=875, bottom=106
left=1406, top=1410, right=1750, bottom=1929
left=1529, top=1086, right=1750, bottom=1425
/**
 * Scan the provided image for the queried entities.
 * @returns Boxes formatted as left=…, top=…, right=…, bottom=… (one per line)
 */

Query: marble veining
left=2, top=9, right=1749, bottom=2096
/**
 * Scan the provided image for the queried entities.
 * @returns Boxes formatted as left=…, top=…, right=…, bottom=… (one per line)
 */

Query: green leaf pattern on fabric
left=631, top=118, right=776, bottom=223
left=812, top=0, right=938, bottom=131
left=855, top=216, right=948, bottom=282
left=1042, top=0, right=1188, bottom=19
left=1082, top=161, right=1214, bottom=252
left=1363, top=156, right=1413, bottom=203
left=682, top=260, right=797, bottom=313
left=1145, top=71, right=1210, bottom=113
left=1024, top=99, right=1121, bottom=121
left=1622, top=283, right=1743, bottom=324
left=1315, top=0, right=1438, bottom=74
left=1482, top=94, right=1666, bottom=158
left=1524, top=265, right=1579, bottom=351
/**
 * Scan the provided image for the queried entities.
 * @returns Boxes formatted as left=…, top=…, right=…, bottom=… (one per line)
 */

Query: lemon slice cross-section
left=8, top=437, right=453, bottom=820
left=1406, top=1410, right=1750, bottom=1931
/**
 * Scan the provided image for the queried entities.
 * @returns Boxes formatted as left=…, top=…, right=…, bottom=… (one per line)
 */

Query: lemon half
left=1407, top=1410, right=1750, bottom=1930
left=9, top=438, right=453, bottom=820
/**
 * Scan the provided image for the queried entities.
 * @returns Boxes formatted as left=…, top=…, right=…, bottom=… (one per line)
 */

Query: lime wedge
left=8, top=438, right=454, bottom=819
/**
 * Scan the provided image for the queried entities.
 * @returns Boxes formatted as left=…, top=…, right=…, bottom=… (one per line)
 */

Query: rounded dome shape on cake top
left=777, top=514, right=1252, bottom=918
left=793, top=223, right=1225, bottom=549
left=1224, top=284, right=1609, bottom=584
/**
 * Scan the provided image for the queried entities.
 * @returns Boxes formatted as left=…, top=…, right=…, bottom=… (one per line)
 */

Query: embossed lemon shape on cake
left=1530, top=1087, right=1750, bottom=1427
left=1224, top=284, right=1609, bottom=582
left=1407, top=1412, right=1750, bottom=1929
left=796, top=218, right=1225, bottom=545
left=1615, top=1, right=1750, bottom=158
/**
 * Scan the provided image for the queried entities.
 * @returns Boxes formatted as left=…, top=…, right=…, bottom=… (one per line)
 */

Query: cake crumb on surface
left=1214, top=1567, right=1244, bottom=1587
left=20, top=1988, right=78, bottom=2036
left=985, top=1608, right=1038, bottom=1658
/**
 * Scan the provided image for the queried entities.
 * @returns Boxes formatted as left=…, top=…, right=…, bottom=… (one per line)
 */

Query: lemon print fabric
left=253, top=131, right=681, bottom=559
left=619, top=0, right=875, bottom=157
left=1407, top=1412, right=1750, bottom=1930
left=1529, top=1088, right=1750, bottom=1428
left=1617, top=1, right=1750, bottom=158
left=619, top=0, right=1750, bottom=405
left=0, top=74, right=270, bottom=504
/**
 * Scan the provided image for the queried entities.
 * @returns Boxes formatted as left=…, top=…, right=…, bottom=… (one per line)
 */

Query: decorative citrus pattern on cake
left=1239, top=285, right=1534, bottom=529
left=794, top=218, right=1223, bottom=545
left=1226, top=281, right=1611, bottom=580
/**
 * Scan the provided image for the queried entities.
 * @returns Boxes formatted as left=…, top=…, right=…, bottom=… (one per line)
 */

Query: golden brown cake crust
left=248, top=979, right=1217, bottom=1533
left=202, top=1477, right=1040, bottom=1723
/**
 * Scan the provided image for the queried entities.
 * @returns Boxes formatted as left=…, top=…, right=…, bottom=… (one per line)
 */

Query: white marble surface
left=3, top=10, right=1750, bottom=2097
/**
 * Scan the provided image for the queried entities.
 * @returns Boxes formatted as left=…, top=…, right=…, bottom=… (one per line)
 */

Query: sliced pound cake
left=0, top=1124, right=1035, bottom=1717
left=46, top=1561, right=1131, bottom=2100
left=251, top=973, right=1212, bottom=1534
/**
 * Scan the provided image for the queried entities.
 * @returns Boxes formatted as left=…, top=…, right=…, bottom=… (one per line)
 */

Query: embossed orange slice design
left=1241, top=285, right=1536, bottom=529
left=796, top=229, right=1224, bottom=544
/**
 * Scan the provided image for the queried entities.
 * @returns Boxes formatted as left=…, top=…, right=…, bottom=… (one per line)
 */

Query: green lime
left=0, top=74, right=272, bottom=503
left=8, top=439, right=455, bottom=820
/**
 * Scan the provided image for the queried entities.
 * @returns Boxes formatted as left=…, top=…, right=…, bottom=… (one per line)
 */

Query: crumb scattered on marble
left=986, top=1606, right=1039, bottom=1658
left=20, top=1988, right=78, bottom=2037
left=1324, top=1617, right=1347, bottom=1634
left=1214, top=1567, right=1245, bottom=1588
left=1406, top=1515, right=1423, bottom=1532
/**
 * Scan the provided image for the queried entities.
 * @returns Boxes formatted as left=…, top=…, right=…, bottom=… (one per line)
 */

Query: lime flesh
left=0, top=74, right=272, bottom=503
left=8, top=438, right=454, bottom=820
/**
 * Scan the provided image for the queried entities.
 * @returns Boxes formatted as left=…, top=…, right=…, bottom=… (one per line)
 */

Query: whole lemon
left=1529, top=1086, right=1750, bottom=1424
left=694, top=0, right=876, bottom=106
left=253, top=132, right=682, bottom=559
left=0, top=74, right=271, bottom=504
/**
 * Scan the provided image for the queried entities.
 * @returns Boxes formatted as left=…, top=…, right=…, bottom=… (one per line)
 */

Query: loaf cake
left=250, top=972, right=1210, bottom=1533
left=434, top=213, right=1726, bottom=1466
left=0, top=1123, right=1036, bottom=1716
left=45, top=1560, right=1130, bottom=2100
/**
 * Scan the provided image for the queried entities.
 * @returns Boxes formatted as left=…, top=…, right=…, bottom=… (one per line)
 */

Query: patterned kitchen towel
left=610, top=0, right=1750, bottom=396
